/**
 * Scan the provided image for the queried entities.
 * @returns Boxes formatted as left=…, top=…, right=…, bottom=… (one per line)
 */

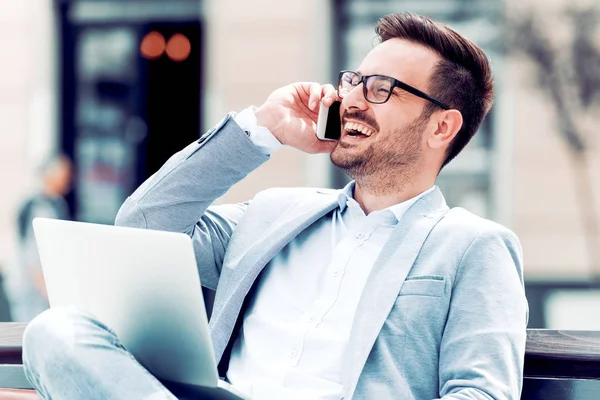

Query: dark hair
left=376, top=12, right=494, bottom=168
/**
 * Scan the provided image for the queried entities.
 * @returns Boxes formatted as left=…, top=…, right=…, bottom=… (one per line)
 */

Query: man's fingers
left=321, top=96, right=336, bottom=108
left=321, top=84, right=337, bottom=98
left=321, top=84, right=340, bottom=108
left=308, top=82, right=322, bottom=111
left=313, top=139, right=338, bottom=154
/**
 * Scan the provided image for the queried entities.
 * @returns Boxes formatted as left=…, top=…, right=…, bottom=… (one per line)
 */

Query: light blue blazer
left=115, top=115, right=528, bottom=400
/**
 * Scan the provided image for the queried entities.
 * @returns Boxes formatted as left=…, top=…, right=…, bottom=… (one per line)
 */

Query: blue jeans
left=22, top=306, right=192, bottom=400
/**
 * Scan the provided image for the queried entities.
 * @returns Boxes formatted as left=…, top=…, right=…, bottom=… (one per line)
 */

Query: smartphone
left=316, top=101, right=341, bottom=141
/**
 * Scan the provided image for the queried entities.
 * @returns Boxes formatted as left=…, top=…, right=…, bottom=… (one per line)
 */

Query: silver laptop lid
left=32, top=217, right=219, bottom=388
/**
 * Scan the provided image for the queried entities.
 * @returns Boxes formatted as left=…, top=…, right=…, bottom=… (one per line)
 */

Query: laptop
left=32, top=217, right=248, bottom=400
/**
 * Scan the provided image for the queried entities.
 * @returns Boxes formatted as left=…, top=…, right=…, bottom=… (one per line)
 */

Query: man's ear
left=427, top=109, right=463, bottom=150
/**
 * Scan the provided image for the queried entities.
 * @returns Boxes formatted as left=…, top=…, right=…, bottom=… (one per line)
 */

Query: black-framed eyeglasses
left=337, top=70, right=450, bottom=110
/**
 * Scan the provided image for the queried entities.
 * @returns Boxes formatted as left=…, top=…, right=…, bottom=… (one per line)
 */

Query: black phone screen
left=324, top=101, right=342, bottom=140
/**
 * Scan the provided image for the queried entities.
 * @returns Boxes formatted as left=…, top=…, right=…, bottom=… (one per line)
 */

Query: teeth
left=344, top=122, right=373, bottom=136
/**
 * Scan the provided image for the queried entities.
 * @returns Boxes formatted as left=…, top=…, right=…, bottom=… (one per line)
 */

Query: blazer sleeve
left=437, top=228, right=529, bottom=400
left=115, top=114, right=270, bottom=290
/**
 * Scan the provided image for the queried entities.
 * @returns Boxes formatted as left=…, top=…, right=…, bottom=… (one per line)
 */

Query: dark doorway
left=142, top=22, right=203, bottom=178
left=56, top=2, right=203, bottom=223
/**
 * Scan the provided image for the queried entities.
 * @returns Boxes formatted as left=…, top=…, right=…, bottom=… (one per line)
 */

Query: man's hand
left=255, top=82, right=339, bottom=154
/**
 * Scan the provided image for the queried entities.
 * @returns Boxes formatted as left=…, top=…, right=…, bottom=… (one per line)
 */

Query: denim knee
left=21, top=307, right=175, bottom=400
left=22, top=306, right=95, bottom=378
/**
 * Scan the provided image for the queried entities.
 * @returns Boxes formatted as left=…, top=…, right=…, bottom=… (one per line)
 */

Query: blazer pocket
left=399, top=277, right=445, bottom=297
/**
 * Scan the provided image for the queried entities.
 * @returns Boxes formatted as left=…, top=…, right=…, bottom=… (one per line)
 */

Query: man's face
left=330, top=38, right=441, bottom=180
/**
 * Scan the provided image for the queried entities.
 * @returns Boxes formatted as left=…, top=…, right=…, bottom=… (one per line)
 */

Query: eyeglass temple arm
left=393, top=80, right=450, bottom=110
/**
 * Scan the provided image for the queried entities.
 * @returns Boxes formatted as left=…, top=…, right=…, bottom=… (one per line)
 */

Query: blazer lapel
left=233, top=189, right=341, bottom=284
left=342, top=188, right=449, bottom=398
left=211, top=190, right=341, bottom=362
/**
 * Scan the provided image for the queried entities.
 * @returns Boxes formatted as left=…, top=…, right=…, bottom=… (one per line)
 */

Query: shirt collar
left=386, top=186, right=435, bottom=223
left=337, top=181, right=435, bottom=223
left=337, top=182, right=356, bottom=211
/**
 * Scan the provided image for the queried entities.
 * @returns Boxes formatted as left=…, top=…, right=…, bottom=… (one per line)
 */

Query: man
left=22, top=12, right=528, bottom=400
left=6, top=154, right=72, bottom=322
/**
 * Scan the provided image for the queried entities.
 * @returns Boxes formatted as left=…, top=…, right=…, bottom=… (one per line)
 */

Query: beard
left=330, top=113, right=427, bottom=183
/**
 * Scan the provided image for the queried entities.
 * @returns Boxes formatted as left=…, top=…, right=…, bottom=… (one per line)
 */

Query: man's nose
left=341, top=84, right=369, bottom=111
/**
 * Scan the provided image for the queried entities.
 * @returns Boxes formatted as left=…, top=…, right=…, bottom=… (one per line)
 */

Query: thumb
left=313, top=140, right=338, bottom=154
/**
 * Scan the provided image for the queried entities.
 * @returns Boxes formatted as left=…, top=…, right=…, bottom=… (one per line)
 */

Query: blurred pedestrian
left=6, top=154, right=72, bottom=322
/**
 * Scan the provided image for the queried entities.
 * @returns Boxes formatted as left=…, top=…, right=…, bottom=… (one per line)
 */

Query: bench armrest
left=0, top=324, right=26, bottom=365
left=525, top=330, right=600, bottom=380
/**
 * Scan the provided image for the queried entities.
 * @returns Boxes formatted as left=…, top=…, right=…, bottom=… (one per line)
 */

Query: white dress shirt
left=230, top=107, right=433, bottom=399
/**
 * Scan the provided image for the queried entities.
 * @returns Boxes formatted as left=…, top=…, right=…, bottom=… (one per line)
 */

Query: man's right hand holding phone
left=254, top=82, right=340, bottom=154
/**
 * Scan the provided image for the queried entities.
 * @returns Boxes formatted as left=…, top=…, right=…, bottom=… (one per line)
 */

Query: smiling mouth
left=343, top=121, right=375, bottom=138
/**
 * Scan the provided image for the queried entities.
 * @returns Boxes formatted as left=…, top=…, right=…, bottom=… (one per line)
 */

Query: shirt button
left=356, top=232, right=364, bottom=239
left=332, top=268, right=341, bottom=277
left=289, top=348, right=298, bottom=358
left=308, top=315, right=315, bottom=322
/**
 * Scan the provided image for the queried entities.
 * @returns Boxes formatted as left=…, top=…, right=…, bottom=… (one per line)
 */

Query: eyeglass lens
left=338, top=71, right=393, bottom=104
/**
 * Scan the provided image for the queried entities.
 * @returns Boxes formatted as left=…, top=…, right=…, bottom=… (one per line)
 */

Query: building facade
left=0, top=0, right=599, bottom=326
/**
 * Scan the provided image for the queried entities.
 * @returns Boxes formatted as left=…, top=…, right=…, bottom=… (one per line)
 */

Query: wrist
left=234, top=107, right=282, bottom=156
left=255, top=104, right=283, bottom=143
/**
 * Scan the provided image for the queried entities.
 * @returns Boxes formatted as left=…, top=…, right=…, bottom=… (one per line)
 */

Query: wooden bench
left=522, top=330, right=600, bottom=399
left=0, top=324, right=36, bottom=399
left=0, top=325, right=598, bottom=399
